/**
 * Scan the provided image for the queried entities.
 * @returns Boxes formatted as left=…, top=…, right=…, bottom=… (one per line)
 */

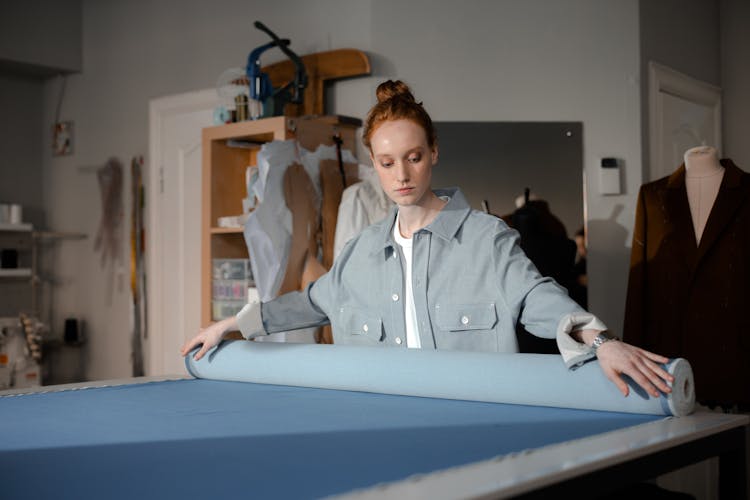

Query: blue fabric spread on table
left=0, top=378, right=659, bottom=500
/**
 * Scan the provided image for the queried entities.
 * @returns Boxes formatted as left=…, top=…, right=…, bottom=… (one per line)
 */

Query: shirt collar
left=372, top=187, right=472, bottom=256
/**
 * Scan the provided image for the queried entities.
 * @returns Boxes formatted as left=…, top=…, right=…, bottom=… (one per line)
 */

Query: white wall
left=43, top=0, right=644, bottom=380
left=361, top=0, right=643, bottom=337
left=638, top=0, right=721, bottom=185
left=721, top=0, right=750, bottom=169
left=41, top=0, right=373, bottom=380
left=640, top=0, right=721, bottom=88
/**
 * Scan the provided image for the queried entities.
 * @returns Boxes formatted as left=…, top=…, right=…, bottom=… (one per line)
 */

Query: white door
left=648, top=62, right=722, bottom=182
left=147, top=89, right=219, bottom=376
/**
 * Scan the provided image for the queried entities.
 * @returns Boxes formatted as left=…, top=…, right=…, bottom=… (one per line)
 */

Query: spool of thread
left=9, top=204, right=22, bottom=224
left=235, top=94, right=249, bottom=122
left=1, top=249, right=18, bottom=269
left=64, top=318, right=81, bottom=344
left=0, top=204, right=9, bottom=223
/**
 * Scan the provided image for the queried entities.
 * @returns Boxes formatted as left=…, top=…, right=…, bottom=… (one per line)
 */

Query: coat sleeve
left=622, top=185, right=648, bottom=346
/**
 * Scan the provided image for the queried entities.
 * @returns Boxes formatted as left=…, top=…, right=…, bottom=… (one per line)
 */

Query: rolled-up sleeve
left=237, top=234, right=357, bottom=339
left=259, top=274, right=333, bottom=334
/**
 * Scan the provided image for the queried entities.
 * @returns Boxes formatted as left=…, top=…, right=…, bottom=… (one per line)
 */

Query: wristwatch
left=591, top=331, right=619, bottom=352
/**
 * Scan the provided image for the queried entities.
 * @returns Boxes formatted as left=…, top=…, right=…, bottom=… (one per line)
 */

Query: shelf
left=201, top=114, right=362, bottom=327
left=0, top=268, right=32, bottom=278
left=0, top=223, right=33, bottom=232
left=203, top=116, right=287, bottom=142
left=211, top=227, right=244, bottom=234
left=33, top=231, right=87, bottom=241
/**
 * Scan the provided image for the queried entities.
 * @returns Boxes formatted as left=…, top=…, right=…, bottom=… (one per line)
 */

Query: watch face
left=593, top=332, right=615, bottom=350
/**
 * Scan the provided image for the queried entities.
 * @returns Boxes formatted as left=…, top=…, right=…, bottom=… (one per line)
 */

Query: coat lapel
left=665, top=165, right=699, bottom=270
left=694, top=160, right=746, bottom=267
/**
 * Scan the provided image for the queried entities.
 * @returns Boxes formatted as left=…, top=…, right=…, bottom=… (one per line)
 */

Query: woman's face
left=369, top=119, right=438, bottom=207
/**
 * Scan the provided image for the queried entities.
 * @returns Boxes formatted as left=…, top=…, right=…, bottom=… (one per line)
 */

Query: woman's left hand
left=594, top=340, right=674, bottom=398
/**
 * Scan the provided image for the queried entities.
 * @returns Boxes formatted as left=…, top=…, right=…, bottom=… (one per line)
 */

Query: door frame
left=648, top=61, right=722, bottom=182
left=147, top=88, right=218, bottom=376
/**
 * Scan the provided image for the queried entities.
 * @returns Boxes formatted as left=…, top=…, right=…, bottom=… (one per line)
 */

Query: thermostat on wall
left=599, top=157, right=621, bottom=195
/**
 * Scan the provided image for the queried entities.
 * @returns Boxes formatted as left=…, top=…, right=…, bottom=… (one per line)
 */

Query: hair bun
left=376, top=80, right=415, bottom=104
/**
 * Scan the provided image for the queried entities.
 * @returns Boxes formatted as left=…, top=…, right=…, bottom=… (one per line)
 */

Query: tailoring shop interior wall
left=363, top=0, right=643, bottom=341
left=40, top=0, right=374, bottom=380
left=39, top=0, right=644, bottom=381
left=638, top=0, right=721, bottom=185
left=32, top=0, right=739, bottom=381
left=721, top=0, right=750, bottom=168
left=638, top=0, right=750, bottom=173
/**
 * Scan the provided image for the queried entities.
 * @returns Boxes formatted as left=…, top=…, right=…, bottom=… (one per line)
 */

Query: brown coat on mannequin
left=623, top=159, right=750, bottom=407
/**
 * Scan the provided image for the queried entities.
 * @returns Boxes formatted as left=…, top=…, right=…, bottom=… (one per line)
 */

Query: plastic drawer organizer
left=212, top=259, right=255, bottom=320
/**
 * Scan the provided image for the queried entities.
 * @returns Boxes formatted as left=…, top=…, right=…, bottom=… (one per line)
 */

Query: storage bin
left=212, top=258, right=252, bottom=280
left=212, top=279, right=253, bottom=301
left=212, top=300, right=247, bottom=321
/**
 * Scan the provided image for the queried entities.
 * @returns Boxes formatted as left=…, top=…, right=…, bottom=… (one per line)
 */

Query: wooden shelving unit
left=201, top=114, right=360, bottom=327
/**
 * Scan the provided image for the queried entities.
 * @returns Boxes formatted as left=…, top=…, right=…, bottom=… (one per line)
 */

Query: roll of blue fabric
left=186, top=341, right=695, bottom=416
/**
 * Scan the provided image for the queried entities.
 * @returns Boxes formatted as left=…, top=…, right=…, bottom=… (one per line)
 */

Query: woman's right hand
left=180, top=316, right=238, bottom=361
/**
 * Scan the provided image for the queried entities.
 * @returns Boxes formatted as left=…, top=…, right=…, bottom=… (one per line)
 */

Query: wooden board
left=263, top=49, right=371, bottom=116
left=277, top=164, right=319, bottom=295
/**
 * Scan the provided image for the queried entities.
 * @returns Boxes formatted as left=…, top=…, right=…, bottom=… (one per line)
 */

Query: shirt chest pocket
left=335, top=306, right=384, bottom=345
left=434, top=303, right=499, bottom=352
left=435, top=303, right=498, bottom=331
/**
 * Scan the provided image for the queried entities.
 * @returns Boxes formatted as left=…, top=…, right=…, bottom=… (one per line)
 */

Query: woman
left=182, top=80, right=673, bottom=398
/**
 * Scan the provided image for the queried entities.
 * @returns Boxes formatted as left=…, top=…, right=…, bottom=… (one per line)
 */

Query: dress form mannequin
left=683, top=145, right=724, bottom=244
left=625, top=150, right=749, bottom=408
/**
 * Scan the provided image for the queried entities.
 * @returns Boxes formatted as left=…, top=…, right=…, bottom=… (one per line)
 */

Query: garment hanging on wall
left=243, top=141, right=357, bottom=343
left=93, top=157, right=124, bottom=306
left=623, top=158, right=750, bottom=408
left=130, top=155, right=147, bottom=377
left=333, top=165, right=393, bottom=262
left=319, top=159, right=360, bottom=269
left=508, top=193, right=576, bottom=355
left=510, top=198, right=575, bottom=290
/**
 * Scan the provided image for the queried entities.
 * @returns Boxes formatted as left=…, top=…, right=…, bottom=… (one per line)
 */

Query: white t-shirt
left=393, top=211, right=421, bottom=348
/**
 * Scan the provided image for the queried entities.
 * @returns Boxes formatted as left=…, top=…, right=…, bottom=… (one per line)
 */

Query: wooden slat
left=289, top=115, right=361, bottom=152
left=319, top=159, right=360, bottom=269
left=202, top=116, right=287, bottom=142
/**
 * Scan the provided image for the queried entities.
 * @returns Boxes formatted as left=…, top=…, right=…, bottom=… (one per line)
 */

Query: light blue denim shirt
left=239, top=188, right=606, bottom=367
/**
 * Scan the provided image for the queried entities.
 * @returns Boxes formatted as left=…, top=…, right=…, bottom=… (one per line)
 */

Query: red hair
left=362, top=80, right=437, bottom=152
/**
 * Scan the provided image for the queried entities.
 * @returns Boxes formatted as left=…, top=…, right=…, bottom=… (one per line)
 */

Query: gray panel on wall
left=0, top=0, right=82, bottom=75
left=431, top=122, right=584, bottom=238
left=0, top=74, right=44, bottom=228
